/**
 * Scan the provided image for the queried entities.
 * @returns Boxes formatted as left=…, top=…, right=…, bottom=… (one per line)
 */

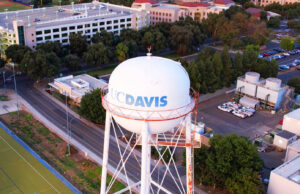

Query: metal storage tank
left=104, top=55, right=194, bottom=134
left=245, top=72, right=260, bottom=84
left=265, top=78, right=282, bottom=90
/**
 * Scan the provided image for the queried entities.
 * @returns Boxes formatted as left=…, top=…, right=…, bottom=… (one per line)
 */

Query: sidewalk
left=0, top=89, right=19, bottom=115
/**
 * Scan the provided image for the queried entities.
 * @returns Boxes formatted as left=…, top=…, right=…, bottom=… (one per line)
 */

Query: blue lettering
left=155, top=97, right=159, bottom=107
left=117, top=92, right=125, bottom=103
left=160, top=96, right=167, bottom=107
left=144, top=97, right=154, bottom=107
left=135, top=96, right=145, bottom=107
left=126, top=94, right=134, bottom=105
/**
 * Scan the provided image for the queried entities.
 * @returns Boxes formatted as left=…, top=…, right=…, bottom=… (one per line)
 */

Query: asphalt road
left=4, top=76, right=185, bottom=194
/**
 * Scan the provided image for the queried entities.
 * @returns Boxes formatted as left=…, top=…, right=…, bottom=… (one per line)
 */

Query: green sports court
left=0, top=124, right=77, bottom=194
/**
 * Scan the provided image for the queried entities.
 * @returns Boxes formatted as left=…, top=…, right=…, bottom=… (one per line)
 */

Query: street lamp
left=11, top=63, right=19, bottom=119
left=67, top=117, right=75, bottom=156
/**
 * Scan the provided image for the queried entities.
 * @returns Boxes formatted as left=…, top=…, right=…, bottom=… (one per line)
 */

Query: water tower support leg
left=100, top=112, right=112, bottom=194
left=141, top=122, right=151, bottom=194
left=185, top=113, right=194, bottom=194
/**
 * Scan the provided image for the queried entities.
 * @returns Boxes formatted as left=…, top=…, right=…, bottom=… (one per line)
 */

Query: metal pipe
left=100, top=112, right=112, bottom=194
left=185, top=113, right=193, bottom=194
left=141, top=121, right=150, bottom=194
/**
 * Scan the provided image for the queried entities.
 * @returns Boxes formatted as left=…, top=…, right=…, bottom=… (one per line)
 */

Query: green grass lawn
left=0, top=125, right=73, bottom=194
left=0, top=0, right=30, bottom=12
left=75, top=65, right=118, bottom=77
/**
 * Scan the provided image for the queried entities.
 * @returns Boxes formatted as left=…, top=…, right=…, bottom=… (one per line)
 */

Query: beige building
left=251, top=0, right=299, bottom=7
left=49, top=74, right=107, bottom=104
left=282, top=108, right=300, bottom=136
left=268, top=155, right=300, bottom=194
left=285, top=139, right=300, bottom=162
left=132, top=0, right=235, bottom=24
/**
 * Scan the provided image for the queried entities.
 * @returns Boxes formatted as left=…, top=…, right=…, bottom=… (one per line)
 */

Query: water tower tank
left=245, top=72, right=260, bottom=84
left=105, top=56, right=193, bottom=134
left=265, top=78, right=281, bottom=90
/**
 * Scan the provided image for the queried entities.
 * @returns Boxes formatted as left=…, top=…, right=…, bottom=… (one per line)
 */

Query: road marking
left=0, top=133, right=60, bottom=194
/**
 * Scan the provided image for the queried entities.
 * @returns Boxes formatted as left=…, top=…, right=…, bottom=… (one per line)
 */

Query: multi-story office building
left=0, top=1, right=148, bottom=49
left=132, top=0, right=235, bottom=25
left=251, top=0, right=299, bottom=7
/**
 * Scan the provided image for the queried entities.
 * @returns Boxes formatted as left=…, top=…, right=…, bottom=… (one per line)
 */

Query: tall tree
left=79, top=89, right=106, bottom=124
left=64, top=54, right=81, bottom=71
left=212, top=52, right=223, bottom=89
left=5, top=45, right=31, bottom=64
left=115, top=43, right=129, bottom=62
left=233, top=52, right=244, bottom=78
left=69, top=33, right=87, bottom=57
left=280, top=37, right=295, bottom=51
left=83, top=42, right=111, bottom=66
left=221, top=47, right=233, bottom=87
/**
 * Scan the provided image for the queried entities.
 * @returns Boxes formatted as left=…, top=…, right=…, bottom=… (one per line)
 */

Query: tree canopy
left=280, top=37, right=295, bottom=51
left=79, top=89, right=106, bottom=124
left=183, top=134, right=264, bottom=193
left=287, top=77, right=300, bottom=94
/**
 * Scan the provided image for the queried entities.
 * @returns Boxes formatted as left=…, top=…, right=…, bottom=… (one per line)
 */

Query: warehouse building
left=285, top=139, right=300, bottom=162
left=268, top=154, right=300, bottom=194
left=236, top=72, right=291, bottom=110
left=0, top=1, right=148, bottom=49
left=282, top=108, right=300, bottom=136
left=273, top=130, right=297, bottom=150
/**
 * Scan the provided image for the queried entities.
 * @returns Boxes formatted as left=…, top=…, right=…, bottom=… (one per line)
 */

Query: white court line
left=0, top=134, right=60, bottom=194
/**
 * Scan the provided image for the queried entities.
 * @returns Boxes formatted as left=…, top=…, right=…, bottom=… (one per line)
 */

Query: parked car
left=272, top=55, right=282, bottom=60
left=217, top=105, right=232, bottom=112
left=297, top=66, right=300, bottom=71
left=294, top=59, right=300, bottom=65
left=232, top=110, right=247, bottom=119
left=258, top=54, right=264, bottom=58
left=279, top=65, right=290, bottom=70
left=282, top=52, right=290, bottom=57
left=274, top=48, right=284, bottom=53
left=288, top=63, right=297, bottom=67
left=278, top=66, right=284, bottom=71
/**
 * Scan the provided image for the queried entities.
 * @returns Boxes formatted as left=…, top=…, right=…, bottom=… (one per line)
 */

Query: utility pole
left=12, top=63, right=19, bottom=119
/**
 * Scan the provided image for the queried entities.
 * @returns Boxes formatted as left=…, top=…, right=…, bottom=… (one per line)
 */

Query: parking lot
left=197, top=92, right=284, bottom=138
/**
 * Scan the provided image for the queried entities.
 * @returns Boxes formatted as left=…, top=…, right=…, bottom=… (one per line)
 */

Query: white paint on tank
left=107, top=56, right=192, bottom=134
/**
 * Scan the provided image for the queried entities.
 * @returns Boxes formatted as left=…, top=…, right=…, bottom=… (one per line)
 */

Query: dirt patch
left=0, top=2, right=13, bottom=7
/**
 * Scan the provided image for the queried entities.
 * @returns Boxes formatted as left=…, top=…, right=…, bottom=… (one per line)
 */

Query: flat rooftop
left=285, top=108, right=300, bottom=120
left=273, top=155, right=300, bottom=184
left=0, top=2, right=132, bottom=30
left=276, top=130, right=296, bottom=139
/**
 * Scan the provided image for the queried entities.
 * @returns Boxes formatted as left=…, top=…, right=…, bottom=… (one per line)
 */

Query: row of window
left=36, top=23, right=131, bottom=37
left=36, top=18, right=131, bottom=35
left=150, top=11, right=172, bottom=17
left=150, top=17, right=172, bottom=22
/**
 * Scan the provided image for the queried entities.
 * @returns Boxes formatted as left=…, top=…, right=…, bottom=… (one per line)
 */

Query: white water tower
left=100, top=54, right=198, bottom=194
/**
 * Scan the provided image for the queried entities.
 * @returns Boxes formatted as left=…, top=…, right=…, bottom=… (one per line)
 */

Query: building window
left=100, top=22, right=105, bottom=26
left=107, top=26, right=112, bottom=30
left=61, top=27, right=67, bottom=31
left=69, top=26, right=75, bottom=30
left=114, top=25, right=118, bottom=29
left=54, top=34, right=59, bottom=38
left=92, top=23, right=97, bottom=27
left=36, top=37, right=43, bottom=41
left=127, top=18, right=131, bottom=22
left=85, top=24, right=90, bottom=28
left=77, top=25, right=83, bottom=29
left=32, top=40, right=34, bottom=42
left=107, top=21, right=112, bottom=25
left=127, top=24, right=131, bottom=27
left=114, top=20, right=118, bottom=23
left=45, top=36, right=51, bottom=40
left=44, top=29, right=51, bottom=34
left=92, top=28, right=97, bottom=32
left=120, top=24, right=125, bottom=28
left=62, top=33, right=68, bottom=37
left=53, top=28, right=59, bottom=32
left=85, top=30, right=90, bottom=33
left=100, top=27, right=105, bottom=31
left=120, top=19, right=125, bottom=23
left=114, top=31, right=118, bottom=34
left=62, top=39, right=68, bottom=43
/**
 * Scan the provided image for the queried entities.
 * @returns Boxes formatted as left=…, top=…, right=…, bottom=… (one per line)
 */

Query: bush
left=287, top=77, right=300, bottom=94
